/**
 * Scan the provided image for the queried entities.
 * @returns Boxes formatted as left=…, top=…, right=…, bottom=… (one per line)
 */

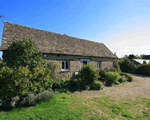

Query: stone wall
left=43, top=54, right=116, bottom=78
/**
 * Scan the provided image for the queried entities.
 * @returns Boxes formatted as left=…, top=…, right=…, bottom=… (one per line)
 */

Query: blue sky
left=1, top=0, right=150, bottom=58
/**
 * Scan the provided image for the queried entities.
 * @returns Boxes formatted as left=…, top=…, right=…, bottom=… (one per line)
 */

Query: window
left=43, top=54, right=47, bottom=57
left=80, top=59, right=90, bottom=68
left=62, top=61, right=69, bottom=70
left=97, top=62, right=101, bottom=69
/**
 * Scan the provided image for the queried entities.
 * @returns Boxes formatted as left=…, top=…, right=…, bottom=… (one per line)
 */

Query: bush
left=0, top=66, right=53, bottom=99
left=114, top=60, right=121, bottom=72
left=19, top=90, right=53, bottom=107
left=90, top=81, right=104, bottom=90
left=118, top=76, right=127, bottom=83
left=0, top=60, right=3, bottom=69
left=36, top=90, right=53, bottom=103
left=99, top=69, right=106, bottom=78
left=119, top=72, right=133, bottom=82
left=114, top=81, right=120, bottom=85
left=105, top=72, right=121, bottom=86
left=134, top=64, right=150, bottom=75
left=23, top=93, right=37, bottom=106
left=109, top=68, right=117, bottom=72
left=52, top=76, right=64, bottom=90
left=118, top=58, right=135, bottom=73
left=67, top=79, right=81, bottom=91
left=78, top=64, right=98, bottom=85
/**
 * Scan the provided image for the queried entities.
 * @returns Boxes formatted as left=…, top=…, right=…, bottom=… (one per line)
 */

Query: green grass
left=0, top=93, right=150, bottom=120
left=0, top=93, right=84, bottom=120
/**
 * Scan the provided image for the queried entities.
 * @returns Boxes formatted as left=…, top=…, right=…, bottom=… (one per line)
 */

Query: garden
left=0, top=39, right=134, bottom=114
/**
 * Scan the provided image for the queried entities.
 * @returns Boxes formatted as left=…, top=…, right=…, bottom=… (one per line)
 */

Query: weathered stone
left=44, top=54, right=116, bottom=78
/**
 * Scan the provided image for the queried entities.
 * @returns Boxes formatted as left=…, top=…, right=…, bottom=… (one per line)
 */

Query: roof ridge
left=5, top=21, right=103, bottom=44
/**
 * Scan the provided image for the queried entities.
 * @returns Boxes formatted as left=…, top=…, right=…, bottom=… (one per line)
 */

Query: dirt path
left=72, top=74, right=150, bottom=101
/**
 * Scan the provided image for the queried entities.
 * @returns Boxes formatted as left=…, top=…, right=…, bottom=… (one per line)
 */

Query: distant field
left=1, top=74, right=150, bottom=120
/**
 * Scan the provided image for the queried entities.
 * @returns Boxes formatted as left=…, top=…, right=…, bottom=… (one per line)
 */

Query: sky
left=1, top=0, right=150, bottom=58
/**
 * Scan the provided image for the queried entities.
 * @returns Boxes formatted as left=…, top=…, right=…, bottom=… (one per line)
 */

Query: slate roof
left=132, top=59, right=150, bottom=64
left=1, top=21, right=117, bottom=58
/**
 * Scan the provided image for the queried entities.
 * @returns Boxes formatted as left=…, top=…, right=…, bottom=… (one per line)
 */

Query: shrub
left=24, top=93, right=37, bottom=106
left=109, top=68, right=117, bottom=72
left=99, top=69, right=106, bottom=78
left=52, top=76, right=63, bottom=90
left=78, top=64, right=98, bottom=85
left=1, top=96, right=20, bottom=109
left=119, top=72, right=133, bottom=82
left=126, top=74, right=133, bottom=82
left=67, top=79, right=81, bottom=91
left=118, top=58, right=135, bottom=73
left=52, top=77, right=71, bottom=93
left=19, top=90, right=53, bottom=107
left=47, top=62, right=57, bottom=79
left=118, top=76, right=127, bottom=83
left=0, top=66, right=53, bottom=99
left=36, top=90, right=53, bottom=103
left=114, top=60, right=121, bottom=72
left=114, top=81, right=120, bottom=85
left=0, top=60, right=3, bottom=69
left=90, top=81, right=104, bottom=90
left=134, top=64, right=150, bottom=75
left=105, top=72, right=121, bottom=86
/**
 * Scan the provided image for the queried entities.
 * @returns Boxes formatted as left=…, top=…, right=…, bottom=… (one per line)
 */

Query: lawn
left=0, top=92, right=150, bottom=120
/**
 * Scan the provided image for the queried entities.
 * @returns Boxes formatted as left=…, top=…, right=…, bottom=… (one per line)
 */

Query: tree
left=140, top=54, right=146, bottom=59
left=118, top=58, right=135, bottom=73
left=0, top=39, right=54, bottom=100
left=3, top=39, right=47, bottom=71
left=128, top=54, right=136, bottom=60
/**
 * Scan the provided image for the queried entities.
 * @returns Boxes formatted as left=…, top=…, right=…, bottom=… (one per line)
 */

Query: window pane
left=99, top=62, right=101, bottom=68
left=98, top=62, right=101, bottom=69
left=66, top=61, right=69, bottom=69
left=62, top=61, right=64, bottom=69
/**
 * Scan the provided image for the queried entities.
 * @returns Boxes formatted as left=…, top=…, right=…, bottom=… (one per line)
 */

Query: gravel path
left=72, top=74, right=150, bottom=101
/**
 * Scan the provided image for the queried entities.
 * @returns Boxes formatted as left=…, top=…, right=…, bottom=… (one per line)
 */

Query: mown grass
left=0, top=93, right=150, bottom=120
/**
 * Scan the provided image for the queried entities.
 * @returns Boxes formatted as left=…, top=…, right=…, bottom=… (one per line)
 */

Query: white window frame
left=97, top=61, right=101, bottom=69
left=61, top=61, right=70, bottom=71
left=80, top=59, right=90, bottom=68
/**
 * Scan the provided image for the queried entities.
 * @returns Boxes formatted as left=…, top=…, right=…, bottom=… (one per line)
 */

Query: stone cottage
left=0, top=21, right=117, bottom=78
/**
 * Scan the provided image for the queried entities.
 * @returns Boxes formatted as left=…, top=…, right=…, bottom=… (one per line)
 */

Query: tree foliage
left=3, top=39, right=47, bottom=71
left=117, top=58, right=135, bottom=73
left=0, top=39, right=55, bottom=99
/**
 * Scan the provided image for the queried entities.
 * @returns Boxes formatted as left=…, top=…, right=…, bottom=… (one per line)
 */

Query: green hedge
left=134, top=64, right=150, bottom=75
